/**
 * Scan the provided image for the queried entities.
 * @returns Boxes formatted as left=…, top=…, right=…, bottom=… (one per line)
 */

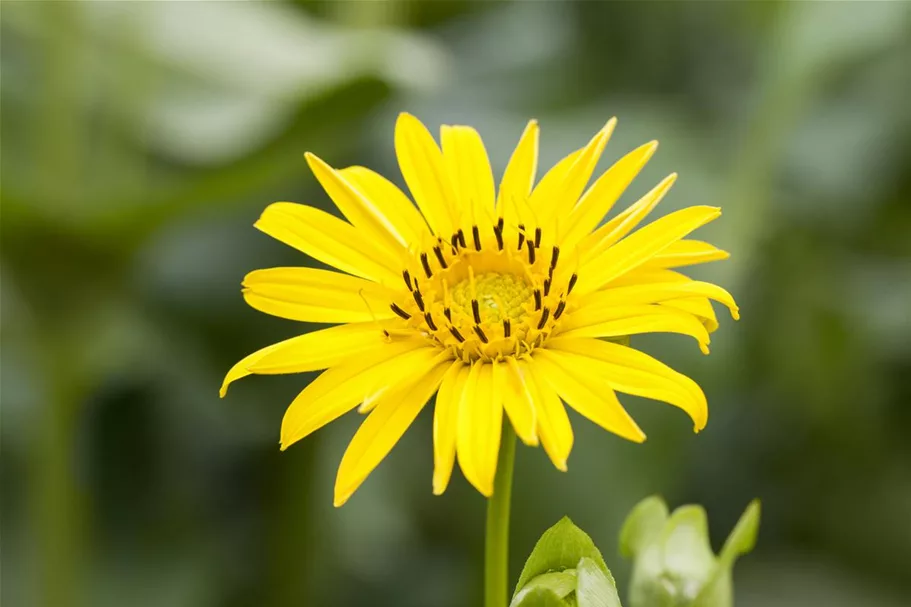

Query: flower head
left=222, top=113, right=738, bottom=506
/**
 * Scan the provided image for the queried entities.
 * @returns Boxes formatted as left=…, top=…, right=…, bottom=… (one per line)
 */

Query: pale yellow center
left=450, top=273, right=531, bottom=324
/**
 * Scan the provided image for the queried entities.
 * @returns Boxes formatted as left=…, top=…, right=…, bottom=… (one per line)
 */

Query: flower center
left=450, top=273, right=531, bottom=324
left=389, top=220, right=577, bottom=362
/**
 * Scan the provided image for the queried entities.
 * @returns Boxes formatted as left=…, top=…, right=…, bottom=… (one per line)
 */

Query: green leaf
left=691, top=500, right=761, bottom=607
left=513, top=587, right=570, bottom=607
left=661, top=505, right=717, bottom=590
left=718, top=500, right=761, bottom=567
left=619, top=496, right=669, bottom=558
left=576, top=557, right=623, bottom=607
left=514, top=517, right=609, bottom=597
left=512, top=571, right=578, bottom=607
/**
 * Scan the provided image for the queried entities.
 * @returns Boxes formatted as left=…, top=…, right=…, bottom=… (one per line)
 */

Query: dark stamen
left=424, top=312, right=438, bottom=331
left=494, top=224, right=504, bottom=251
left=443, top=307, right=452, bottom=321
left=451, top=233, right=461, bottom=250
left=471, top=300, right=481, bottom=324
left=567, top=273, right=578, bottom=294
left=533, top=289, right=542, bottom=311
left=472, top=225, right=482, bottom=251
left=503, top=319, right=511, bottom=338
left=527, top=241, right=536, bottom=264
left=457, top=229, right=467, bottom=249
left=497, top=217, right=505, bottom=232
left=403, top=270, right=413, bottom=291
left=537, top=307, right=550, bottom=329
left=433, top=245, right=448, bottom=269
left=449, top=326, right=465, bottom=342
left=390, top=303, right=411, bottom=320
left=534, top=227, right=542, bottom=248
left=473, top=325, right=489, bottom=343
left=413, top=289, right=425, bottom=311
left=550, top=246, right=560, bottom=270
left=543, top=277, right=552, bottom=296
left=420, top=253, right=433, bottom=278
left=553, top=300, right=567, bottom=320
left=517, top=224, right=526, bottom=250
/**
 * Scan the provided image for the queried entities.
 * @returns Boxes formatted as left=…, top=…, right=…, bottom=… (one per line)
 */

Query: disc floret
left=390, top=220, right=574, bottom=362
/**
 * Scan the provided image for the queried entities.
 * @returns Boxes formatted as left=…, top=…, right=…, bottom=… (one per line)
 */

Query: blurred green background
left=2, top=2, right=910, bottom=606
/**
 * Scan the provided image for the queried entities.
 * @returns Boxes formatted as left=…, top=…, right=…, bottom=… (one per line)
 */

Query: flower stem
left=485, top=422, right=517, bottom=607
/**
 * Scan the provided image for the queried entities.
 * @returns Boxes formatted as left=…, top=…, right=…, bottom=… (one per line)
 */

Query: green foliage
left=512, top=519, right=621, bottom=607
left=515, top=517, right=611, bottom=594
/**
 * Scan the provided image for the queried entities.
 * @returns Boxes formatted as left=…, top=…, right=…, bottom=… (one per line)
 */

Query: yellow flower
left=221, top=114, right=739, bottom=507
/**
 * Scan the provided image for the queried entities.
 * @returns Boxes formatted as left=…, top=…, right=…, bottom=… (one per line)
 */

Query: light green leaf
left=511, top=571, right=578, bottom=607
left=619, top=496, right=669, bottom=558
left=719, top=500, right=761, bottom=567
left=576, top=557, right=623, bottom=607
left=691, top=500, right=761, bottom=607
left=661, top=505, right=717, bottom=589
left=514, top=587, right=571, bottom=607
left=515, top=517, right=609, bottom=597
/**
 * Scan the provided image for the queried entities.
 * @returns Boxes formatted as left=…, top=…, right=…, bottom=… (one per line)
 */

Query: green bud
left=619, top=497, right=760, bottom=607
left=512, top=518, right=623, bottom=607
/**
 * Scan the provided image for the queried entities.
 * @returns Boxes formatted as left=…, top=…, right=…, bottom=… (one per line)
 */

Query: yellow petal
left=557, top=308, right=712, bottom=354
left=548, top=336, right=708, bottom=431
left=221, top=341, right=284, bottom=398
left=557, top=303, right=677, bottom=333
left=433, top=361, right=467, bottom=495
left=255, top=202, right=401, bottom=285
left=441, top=125, right=496, bottom=232
left=395, top=112, right=456, bottom=236
left=339, top=165, right=432, bottom=247
left=220, top=322, right=390, bottom=397
left=306, top=152, right=411, bottom=253
left=518, top=358, right=573, bottom=471
left=578, top=280, right=739, bottom=320
left=559, top=140, right=658, bottom=250
left=334, top=357, right=451, bottom=506
left=280, top=341, right=438, bottom=449
left=242, top=267, right=398, bottom=324
left=457, top=362, right=503, bottom=496
left=502, top=358, right=538, bottom=446
left=532, top=350, right=646, bottom=444
left=524, top=148, right=581, bottom=226
left=583, top=173, right=677, bottom=261
left=496, top=120, right=539, bottom=226
left=662, top=296, right=719, bottom=333
left=644, top=239, right=730, bottom=269
left=249, top=322, right=392, bottom=374
left=530, top=119, right=616, bottom=234
left=605, top=268, right=690, bottom=288
left=576, top=205, right=722, bottom=295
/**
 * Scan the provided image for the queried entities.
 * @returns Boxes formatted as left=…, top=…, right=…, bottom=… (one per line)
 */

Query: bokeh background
left=2, top=2, right=910, bottom=606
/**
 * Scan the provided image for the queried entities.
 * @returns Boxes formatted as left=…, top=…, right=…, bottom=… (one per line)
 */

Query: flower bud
left=511, top=517, right=623, bottom=607
left=619, top=497, right=760, bottom=607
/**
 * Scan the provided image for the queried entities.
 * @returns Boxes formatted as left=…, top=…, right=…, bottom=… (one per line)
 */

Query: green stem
left=485, top=422, right=517, bottom=607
